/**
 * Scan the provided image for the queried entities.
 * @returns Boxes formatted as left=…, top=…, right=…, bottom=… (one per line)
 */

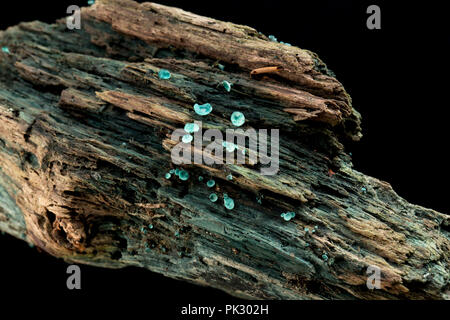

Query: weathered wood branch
left=0, top=0, right=448, bottom=299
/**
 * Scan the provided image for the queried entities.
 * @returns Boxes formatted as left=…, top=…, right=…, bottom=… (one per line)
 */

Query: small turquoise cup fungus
left=281, top=212, right=295, bottom=221
left=226, top=174, right=233, bottom=181
left=222, top=141, right=237, bottom=152
left=158, top=69, right=171, bottom=80
left=224, top=197, right=235, bottom=210
left=194, top=103, right=212, bottom=116
left=198, top=176, right=204, bottom=182
left=178, top=170, right=189, bottom=181
left=230, top=111, right=245, bottom=127
left=1, top=47, right=10, bottom=54
left=222, top=80, right=232, bottom=92
left=209, top=193, right=218, bottom=202
left=206, top=179, right=215, bottom=188
left=165, top=173, right=171, bottom=179
left=184, top=123, right=200, bottom=133
left=182, top=134, right=193, bottom=143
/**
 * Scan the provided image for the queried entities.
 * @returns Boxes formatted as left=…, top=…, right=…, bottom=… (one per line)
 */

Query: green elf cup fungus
left=224, top=197, right=235, bottom=210
left=209, top=193, right=218, bottom=202
left=194, top=103, right=212, bottom=116
left=158, top=69, right=171, bottom=80
left=230, top=111, right=245, bottom=127
left=178, top=170, right=189, bottom=181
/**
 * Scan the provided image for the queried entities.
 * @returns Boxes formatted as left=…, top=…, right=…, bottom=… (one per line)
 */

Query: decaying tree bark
left=0, top=0, right=448, bottom=300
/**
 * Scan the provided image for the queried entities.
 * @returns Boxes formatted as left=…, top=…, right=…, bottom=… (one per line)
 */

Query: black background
left=0, top=0, right=448, bottom=313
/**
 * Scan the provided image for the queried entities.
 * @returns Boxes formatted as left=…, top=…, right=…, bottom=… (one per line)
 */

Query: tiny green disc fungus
left=198, top=176, right=204, bottom=182
left=179, top=170, right=189, bottom=181
left=230, top=111, right=245, bottom=127
left=182, top=134, right=193, bottom=143
left=222, top=141, right=237, bottom=152
left=218, top=64, right=225, bottom=71
left=184, top=123, right=200, bottom=133
left=158, top=69, right=171, bottom=80
left=268, top=35, right=278, bottom=42
left=322, top=253, right=328, bottom=261
left=281, top=212, right=295, bottom=221
left=226, top=174, right=233, bottom=181
left=206, top=179, right=215, bottom=188
left=1, top=47, right=10, bottom=54
left=222, top=80, right=232, bottom=92
left=165, top=173, right=171, bottom=179
left=224, top=197, right=235, bottom=210
left=209, top=193, right=218, bottom=202
left=149, top=224, right=154, bottom=229
left=88, top=0, right=95, bottom=5
left=194, top=103, right=212, bottom=116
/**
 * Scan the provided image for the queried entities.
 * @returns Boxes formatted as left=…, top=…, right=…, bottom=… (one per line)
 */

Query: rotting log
left=0, top=0, right=448, bottom=300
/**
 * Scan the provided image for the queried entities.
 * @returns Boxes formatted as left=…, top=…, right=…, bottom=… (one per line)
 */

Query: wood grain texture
left=0, top=0, right=448, bottom=299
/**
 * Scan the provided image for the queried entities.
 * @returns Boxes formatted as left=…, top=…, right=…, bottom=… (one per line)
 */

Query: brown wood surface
left=0, top=0, right=448, bottom=299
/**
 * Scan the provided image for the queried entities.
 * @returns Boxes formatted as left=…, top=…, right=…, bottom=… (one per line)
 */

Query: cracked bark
left=0, top=0, right=448, bottom=300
